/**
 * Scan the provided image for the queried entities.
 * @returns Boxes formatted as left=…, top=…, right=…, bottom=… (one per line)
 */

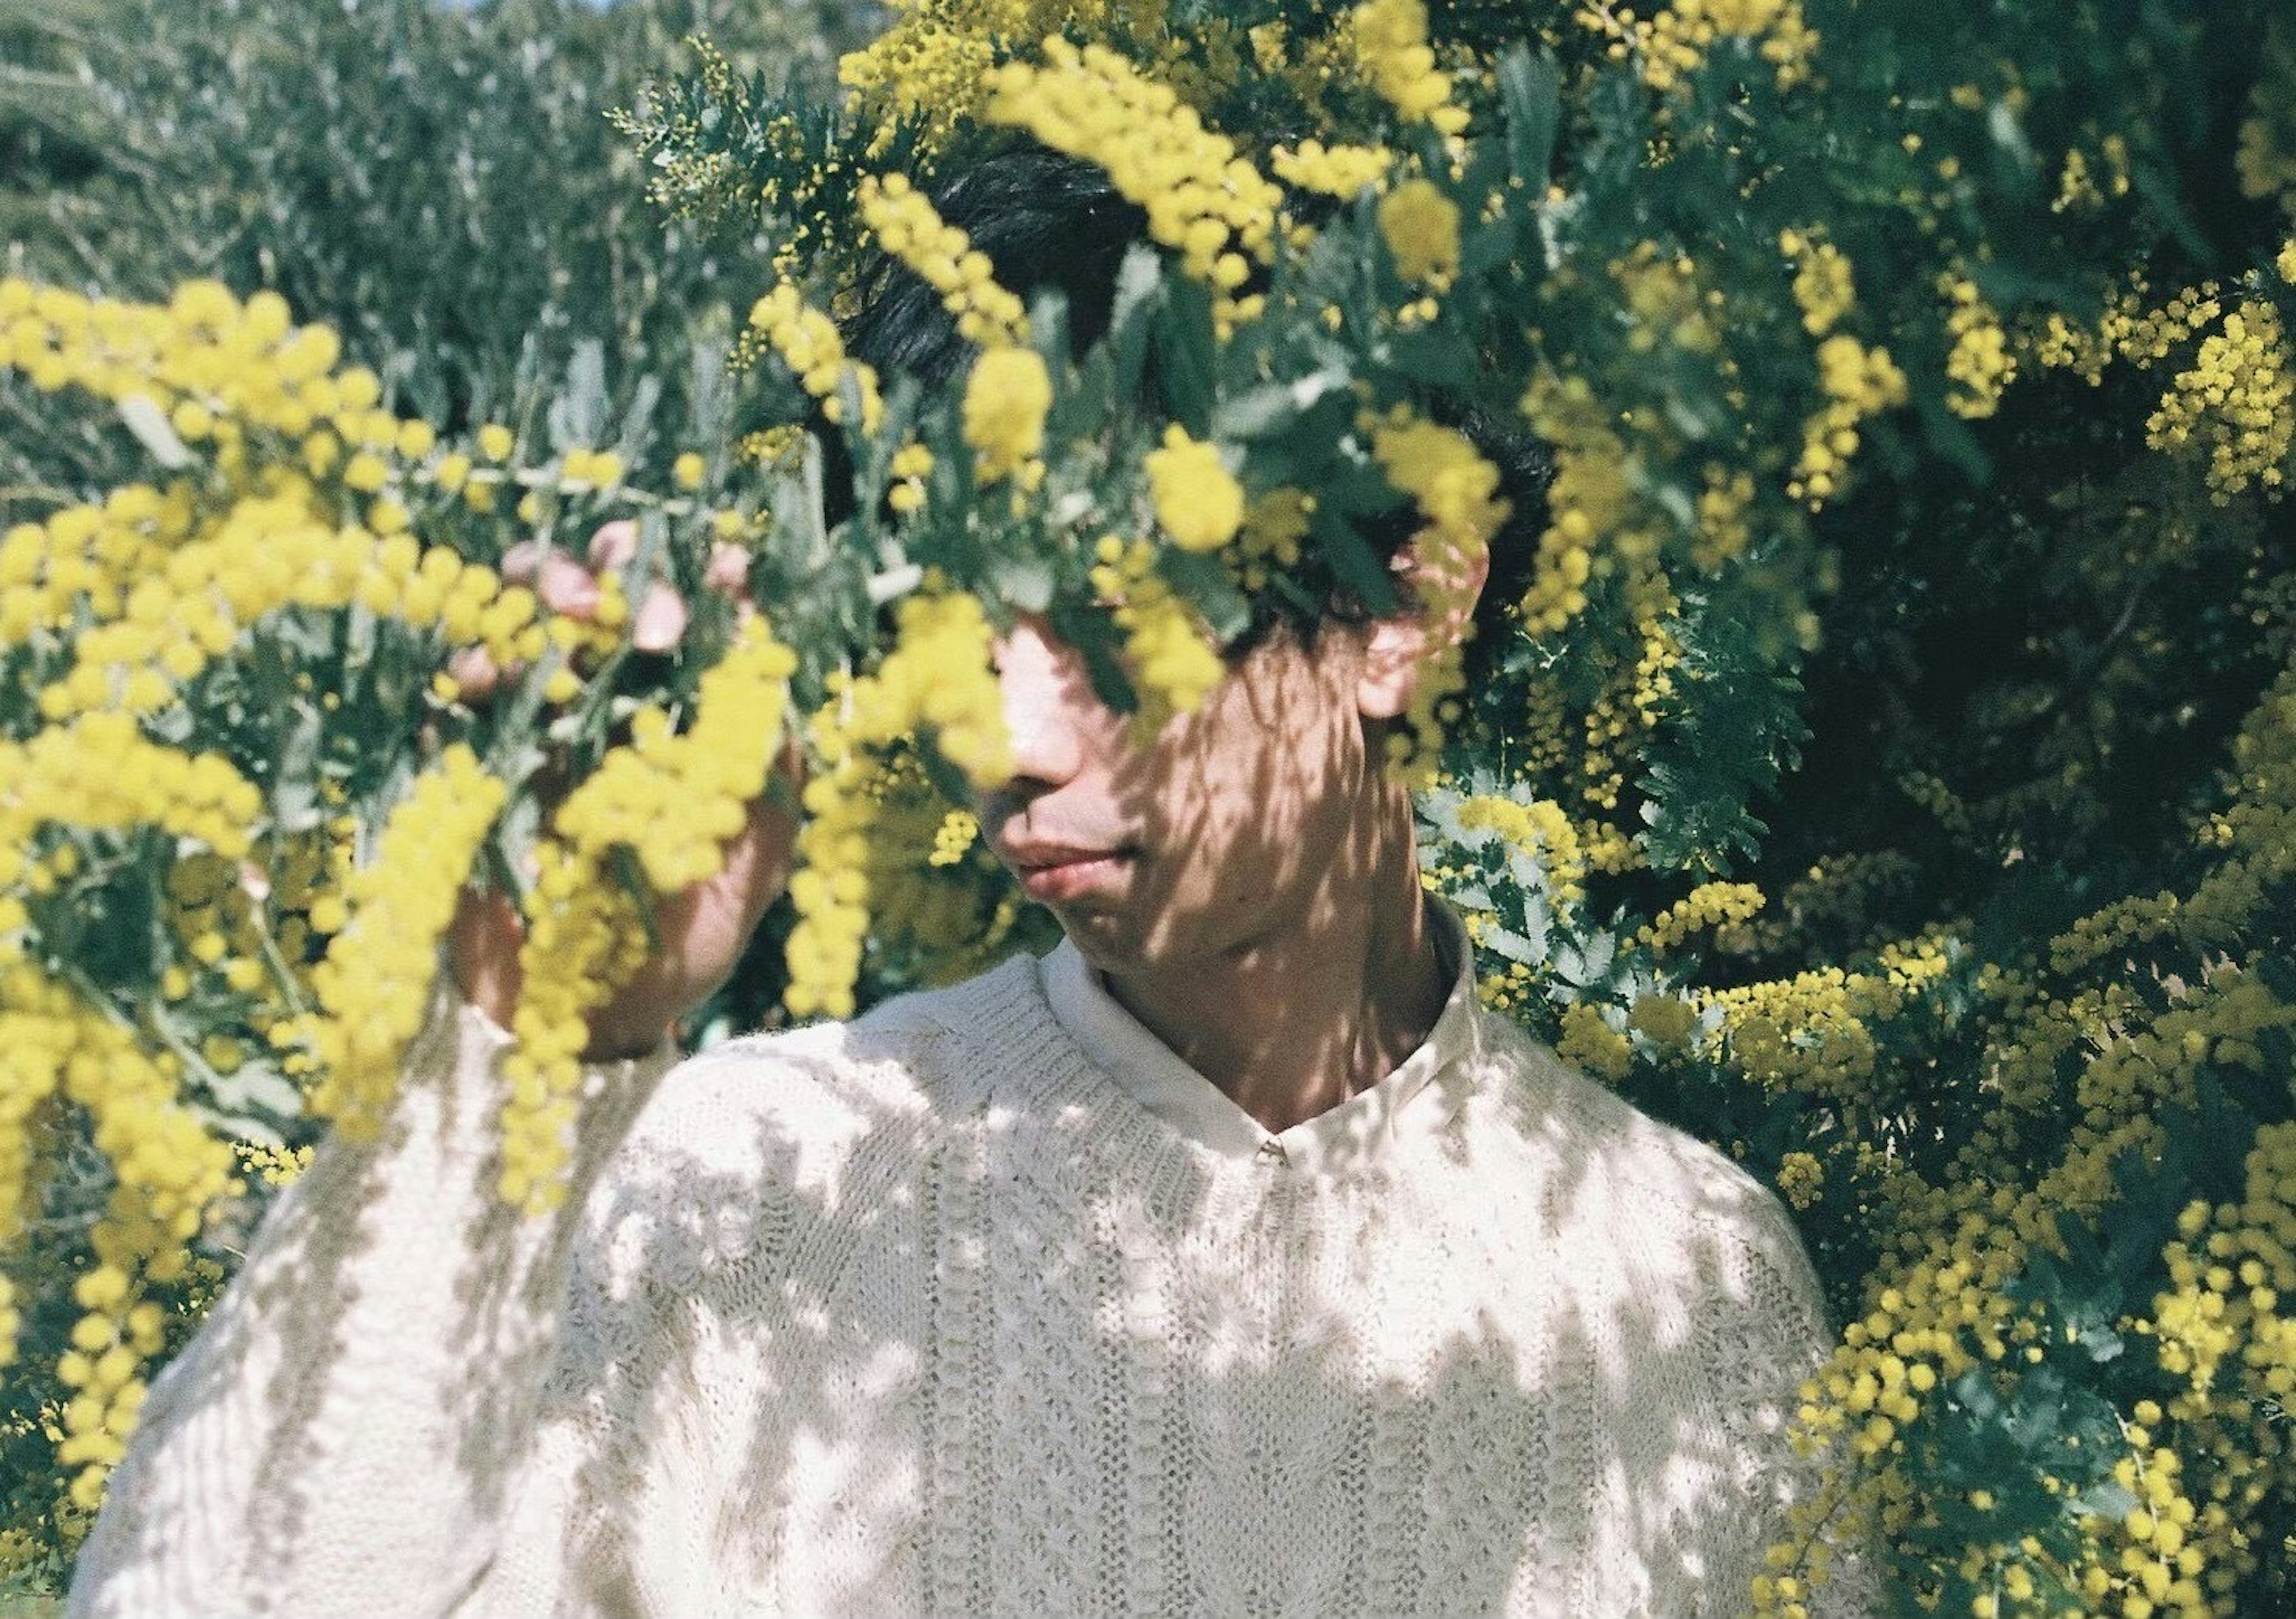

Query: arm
left=65, top=989, right=674, bottom=1619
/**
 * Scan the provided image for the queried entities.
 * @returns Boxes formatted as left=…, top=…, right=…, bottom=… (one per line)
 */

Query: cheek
left=1143, top=673, right=1364, bottom=899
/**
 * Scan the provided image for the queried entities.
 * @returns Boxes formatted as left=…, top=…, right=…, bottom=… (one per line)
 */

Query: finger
left=631, top=582, right=690, bottom=653
left=536, top=551, right=601, bottom=621
left=588, top=518, right=640, bottom=573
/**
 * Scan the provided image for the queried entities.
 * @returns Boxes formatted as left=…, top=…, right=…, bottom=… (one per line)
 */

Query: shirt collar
left=1036, top=898, right=1485, bottom=1176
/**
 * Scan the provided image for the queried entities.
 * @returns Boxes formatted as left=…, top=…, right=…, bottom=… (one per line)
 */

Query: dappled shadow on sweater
left=438, top=977, right=1867, bottom=1618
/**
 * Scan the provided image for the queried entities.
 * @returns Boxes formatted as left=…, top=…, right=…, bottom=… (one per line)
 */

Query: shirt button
left=1256, top=1138, right=1289, bottom=1166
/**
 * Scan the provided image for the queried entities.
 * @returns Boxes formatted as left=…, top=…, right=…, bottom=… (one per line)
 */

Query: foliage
left=2, top=1, right=2295, bottom=1615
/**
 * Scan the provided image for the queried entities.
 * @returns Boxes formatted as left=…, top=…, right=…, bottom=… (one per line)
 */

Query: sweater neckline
left=1031, top=900, right=1486, bottom=1178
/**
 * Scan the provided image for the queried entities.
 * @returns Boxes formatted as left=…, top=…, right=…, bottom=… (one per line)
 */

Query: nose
left=993, top=613, right=1097, bottom=789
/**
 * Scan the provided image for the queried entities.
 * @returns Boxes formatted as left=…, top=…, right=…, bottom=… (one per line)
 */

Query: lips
left=997, top=841, right=1135, bottom=904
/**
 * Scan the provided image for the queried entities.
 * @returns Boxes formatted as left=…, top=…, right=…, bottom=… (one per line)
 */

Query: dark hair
left=838, top=143, right=1547, bottom=654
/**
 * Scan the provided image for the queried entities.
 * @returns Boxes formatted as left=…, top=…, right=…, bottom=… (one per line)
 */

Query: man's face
left=975, top=615, right=1391, bottom=975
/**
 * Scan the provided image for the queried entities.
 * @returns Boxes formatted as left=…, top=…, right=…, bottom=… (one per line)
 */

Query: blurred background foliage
left=1, top=0, right=867, bottom=490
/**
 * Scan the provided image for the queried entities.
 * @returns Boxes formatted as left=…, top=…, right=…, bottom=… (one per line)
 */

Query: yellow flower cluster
left=889, top=440, right=936, bottom=514
left=983, top=38, right=1281, bottom=333
left=498, top=616, right=798, bottom=1208
left=1778, top=227, right=1856, bottom=337
left=34, top=490, right=522, bottom=722
left=301, top=746, right=505, bottom=1139
left=1518, top=371, right=1652, bottom=634
left=963, top=345, right=1054, bottom=488
left=0, top=482, right=189, bottom=648
left=1270, top=139, right=1396, bottom=198
left=1577, top=0, right=1819, bottom=96
left=551, top=618, right=799, bottom=891
left=1370, top=411, right=1507, bottom=780
left=1349, top=0, right=1469, bottom=136
left=837, top=0, right=1168, bottom=161
left=2028, top=274, right=2221, bottom=387
left=2145, top=298, right=2292, bottom=505
left=1574, top=578, right=1682, bottom=813
left=498, top=842, right=648, bottom=1211
left=3, top=967, right=235, bottom=1510
left=0, top=717, right=259, bottom=884
left=785, top=752, right=878, bottom=1023
left=1628, top=991, right=1702, bottom=1052
left=1454, top=792, right=1589, bottom=906
left=1556, top=1000, right=1634, bottom=1081
left=1610, top=242, right=1719, bottom=356
left=1641, top=880, right=1765, bottom=952
left=1694, top=464, right=1757, bottom=569
left=786, top=593, right=1013, bottom=1020
left=231, top=1140, right=313, bottom=1189
left=2053, top=136, right=2131, bottom=214
left=1, top=277, right=364, bottom=454
left=741, top=282, right=886, bottom=433
left=1143, top=423, right=1245, bottom=552
left=1235, top=486, right=1311, bottom=592
left=858, top=172, right=1030, bottom=349
left=929, top=807, right=981, bottom=866
left=1789, top=334, right=1909, bottom=508
left=1089, top=535, right=1226, bottom=728
left=1770, top=1150, right=1825, bottom=1211
left=1940, top=274, right=2016, bottom=420
left=1376, top=178, right=1461, bottom=290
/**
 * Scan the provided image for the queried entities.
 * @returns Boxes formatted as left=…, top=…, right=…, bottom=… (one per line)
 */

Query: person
left=66, top=154, right=1873, bottom=1618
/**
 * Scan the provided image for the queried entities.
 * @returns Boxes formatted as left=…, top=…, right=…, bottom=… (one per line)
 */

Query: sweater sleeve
left=64, top=983, right=676, bottom=1619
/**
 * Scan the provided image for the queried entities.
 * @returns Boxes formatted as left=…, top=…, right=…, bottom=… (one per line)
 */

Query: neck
left=1097, top=789, right=1450, bottom=1135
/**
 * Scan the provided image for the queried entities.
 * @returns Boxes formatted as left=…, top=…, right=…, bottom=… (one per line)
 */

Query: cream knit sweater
left=69, top=929, right=1873, bottom=1618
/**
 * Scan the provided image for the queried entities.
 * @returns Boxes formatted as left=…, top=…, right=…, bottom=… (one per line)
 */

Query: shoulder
left=621, top=953, right=1035, bottom=1175
left=1471, top=1009, right=1826, bottom=1321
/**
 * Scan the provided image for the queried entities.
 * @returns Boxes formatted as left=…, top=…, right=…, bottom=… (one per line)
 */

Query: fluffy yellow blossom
left=1642, top=881, right=1765, bottom=952
left=784, top=593, right=1010, bottom=1021
left=1143, top=424, right=1245, bottom=552
left=2145, top=298, right=2292, bottom=503
left=1940, top=274, right=2016, bottom=419
left=1577, top=0, right=1818, bottom=93
left=1779, top=226, right=1855, bottom=336
left=859, top=172, right=1030, bottom=349
left=984, top=38, right=1281, bottom=333
left=1454, top=793, right=1589, bottom=906
left=301, top=746, right=506, bottom=1138
left=1351, top=0, right=1469, bottom=136
left=1377, top=179, right=1461, bottom=289
left=1557, top=1000, right=1634, bottom=1081
left=1775, top=1151, right=1825, bottom=1211
left=962, top=345, right=1053, bottom=487
left=1790, top=334, right=1909, bottom=508
left=1091, top=535, right=1227, bottom=728
left=742, top=281, right=886, bottom=433
left=1271, top=139, right=1396, bottom=198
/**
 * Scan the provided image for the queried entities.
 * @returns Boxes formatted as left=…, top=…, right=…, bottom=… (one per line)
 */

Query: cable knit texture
left=70, top=949, right=1874, bottom=1618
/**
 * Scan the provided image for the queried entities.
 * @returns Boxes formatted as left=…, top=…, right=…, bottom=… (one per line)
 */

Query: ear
left=1352, top=536, right=1492, bottom=722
